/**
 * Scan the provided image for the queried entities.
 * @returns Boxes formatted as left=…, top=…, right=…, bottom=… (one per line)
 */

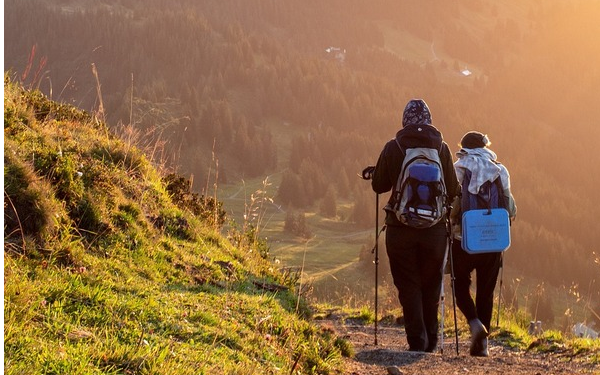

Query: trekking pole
left=496, top=253, right=504, bottom=328
left=497, top=216, right=513, bottom=327
left=440, top=248, right=447, bottom=355
left=373, top=193, right=380, bottom=345
left=360, top=166, right=384, bottom=345
left=370, top=202, right=386, bottom=346
left=440, top=241, right=455, bottom=355
left=447, top=236, right=460, bottom=355
left=446, top=208, right=460, bottom=356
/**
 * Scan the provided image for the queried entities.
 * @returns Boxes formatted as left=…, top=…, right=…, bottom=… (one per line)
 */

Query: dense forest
left=5, top=0, right=600, bottom=299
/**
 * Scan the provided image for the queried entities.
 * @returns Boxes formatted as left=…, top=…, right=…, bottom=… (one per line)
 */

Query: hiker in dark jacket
left=450, top=131, right=517, bottom=357
left=370, top=99, right=459, bottom=352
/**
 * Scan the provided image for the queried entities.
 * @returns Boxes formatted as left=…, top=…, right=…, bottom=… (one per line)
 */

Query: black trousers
left=451, top=239, right=502, bottom=331
left=385, top=223, right=447, bottom=352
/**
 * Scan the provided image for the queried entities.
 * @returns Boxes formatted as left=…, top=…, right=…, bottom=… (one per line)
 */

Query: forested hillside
left=5, top=0, right=599, bottom=305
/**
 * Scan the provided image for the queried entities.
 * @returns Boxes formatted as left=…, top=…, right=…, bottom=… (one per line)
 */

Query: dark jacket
left=371, top=124, right=460, bottom=226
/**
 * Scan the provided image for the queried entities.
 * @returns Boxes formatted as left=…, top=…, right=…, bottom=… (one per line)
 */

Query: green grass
left=490, top=309, right=600, bottom=365
left=3, top=76, right=348, bottom=375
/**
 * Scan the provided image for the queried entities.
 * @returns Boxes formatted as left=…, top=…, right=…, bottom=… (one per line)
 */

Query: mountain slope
left=3, top=77, right=347, bottom=374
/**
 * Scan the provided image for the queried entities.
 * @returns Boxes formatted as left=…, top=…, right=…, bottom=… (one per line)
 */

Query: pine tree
left=320, top=185, right=337, bottom=218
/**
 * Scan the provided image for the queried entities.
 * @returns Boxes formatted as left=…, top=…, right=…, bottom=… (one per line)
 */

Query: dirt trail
left=316, top=315, right=599, bottom=375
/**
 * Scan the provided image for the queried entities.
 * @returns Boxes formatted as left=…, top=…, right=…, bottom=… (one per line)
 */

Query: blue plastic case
left=461, top=208, right=510, bottom=253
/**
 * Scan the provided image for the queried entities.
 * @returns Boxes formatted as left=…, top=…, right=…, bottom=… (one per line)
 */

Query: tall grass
left=3, top=76, right=349, bottom=375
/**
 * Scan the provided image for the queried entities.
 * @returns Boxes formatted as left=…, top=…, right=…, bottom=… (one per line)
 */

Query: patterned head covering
left=402, top=99, right=432, bottom=127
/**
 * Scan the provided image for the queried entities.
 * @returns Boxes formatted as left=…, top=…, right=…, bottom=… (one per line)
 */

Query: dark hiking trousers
left=451, top=239, right=502, bottom=331
left=385, top=223, right=447, bottom=352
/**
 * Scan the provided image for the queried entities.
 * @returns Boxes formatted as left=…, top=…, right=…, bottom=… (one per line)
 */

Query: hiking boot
left=477, top=337, right=489, bottom=357
left=425, top=336, right=438, bottom=353
left=396, top=316, right=405, bottom=326
left=470, top=336, right=489, bottom=357
left=469, top=319, right=489, bottom=357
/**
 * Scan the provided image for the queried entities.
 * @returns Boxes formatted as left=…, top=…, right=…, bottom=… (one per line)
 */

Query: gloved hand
left=361, top=165, right=375, bottom=180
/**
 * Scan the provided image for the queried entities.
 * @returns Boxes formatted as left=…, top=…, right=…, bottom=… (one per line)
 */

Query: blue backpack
left=392, top=143, right=447, bottom=228
left=460, top=169, right=506, bottom=213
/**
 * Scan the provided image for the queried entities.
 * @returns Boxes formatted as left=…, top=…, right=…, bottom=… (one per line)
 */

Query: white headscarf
left=455, top=148, right=510, bottom=194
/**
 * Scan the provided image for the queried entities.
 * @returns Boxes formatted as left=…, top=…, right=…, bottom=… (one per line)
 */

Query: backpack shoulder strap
left=394, top=137, right=405, bottom=156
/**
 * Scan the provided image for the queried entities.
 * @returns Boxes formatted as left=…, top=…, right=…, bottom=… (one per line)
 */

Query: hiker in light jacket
left=370, top=99, right=459, bottom=352
left=451, top=131, right=517, bottom=357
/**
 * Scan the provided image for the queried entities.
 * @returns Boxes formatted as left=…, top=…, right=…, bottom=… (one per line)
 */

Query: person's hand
left=361, top=166, right=375, bottom=180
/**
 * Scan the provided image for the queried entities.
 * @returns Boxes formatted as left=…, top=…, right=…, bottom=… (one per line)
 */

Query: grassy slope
left=3, top=77, right=347, bottom=375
